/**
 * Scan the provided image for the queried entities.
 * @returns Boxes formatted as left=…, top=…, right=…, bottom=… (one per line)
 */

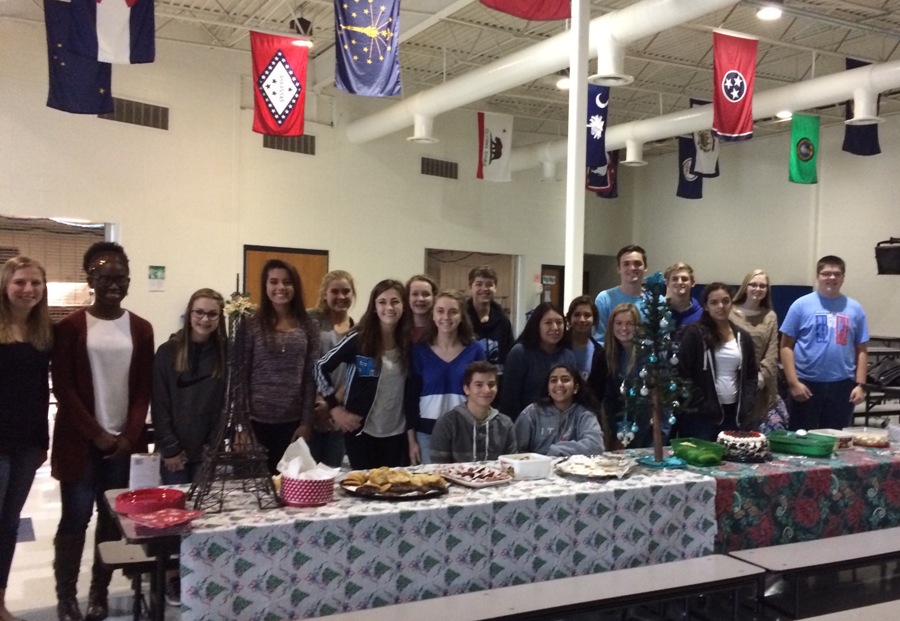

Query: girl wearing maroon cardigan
left=51, top=242, right=154, bottom=621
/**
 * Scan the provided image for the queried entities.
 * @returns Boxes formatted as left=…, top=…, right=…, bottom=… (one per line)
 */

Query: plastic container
left=766, top=430, right=836, bottom=457
left=808, top=428, right=854, bottom=449
left=115, top=488, right=186, bottom=515
left=843, top=426, right=890, bottom=448
left=281, top=477, right=334, bottom=507
left=670, top=437, right=725, bottom=466
left=498, top=453, right=553, bottom=480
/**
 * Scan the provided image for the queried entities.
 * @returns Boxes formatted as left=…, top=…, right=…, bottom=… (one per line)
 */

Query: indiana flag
left=335, top=0, right=401, bottom=97
left=250, top=31, right=308, bottom=137
left=587, top=150, right=619, bottom=198
left=676, top=136, right=703, bottom=199
left=690, top=98, right=720, bottom=177
left=843, top=58, right=881, bottom=156
left=477, top=112, right=512, bottom=181
left=480, top=0, right=570, bottom=20
left=712, top=32, right=757, bottom=142
left=789, top=114, right=819, bottom=184
left=45, top=0, right=114, bottom=114
left=586, top=84, right=609, bottom=169
left=67, top=0, right=155, bottom=64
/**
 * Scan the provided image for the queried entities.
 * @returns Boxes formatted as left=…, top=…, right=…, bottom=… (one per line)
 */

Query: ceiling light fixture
left=555, top=70, right=570, bottom=91
left=775, top=110, right=793, bottom=120
left=756, top=1, right=783, bottom=21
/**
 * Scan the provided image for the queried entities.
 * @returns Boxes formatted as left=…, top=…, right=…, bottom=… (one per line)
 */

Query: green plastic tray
left=670, top=437, right=725, bottom=466
left=766, top=430, right=836, bottom=457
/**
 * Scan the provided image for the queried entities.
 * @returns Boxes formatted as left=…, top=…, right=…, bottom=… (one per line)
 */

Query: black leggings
left=343, top=432, right=407, bottom=470
left=251, top=419, right=301, bottom=474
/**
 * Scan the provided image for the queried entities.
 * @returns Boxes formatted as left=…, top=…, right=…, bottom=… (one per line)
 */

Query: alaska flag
left=334, top=0, right=401, bottom=97
left=676, top=136, right=703, bottom=199
left=690, top=98, right=720, bottom=177
left=250, top=31, right=308, bottom=137
left=586, top=84, right=610, bottom=168
left=843, top=58, right=881, bottom=156
left=790, top=114, right=819, bottom=184
left=481, top=0, right=570, bottom=21
left=712, top=32, right=757, bottom=142
left=45, top=0, right=114, bottom=114
left=67, top=0, right=155, bottom=64
left=588, top=150, right=619, bottom=199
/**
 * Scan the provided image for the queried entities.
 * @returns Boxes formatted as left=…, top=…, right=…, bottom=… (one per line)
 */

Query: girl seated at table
left=315, top=280, right=411, bottom=469
left=430, top=361, right=516, bottom=463
left=515, top=364, right=604, bottom=457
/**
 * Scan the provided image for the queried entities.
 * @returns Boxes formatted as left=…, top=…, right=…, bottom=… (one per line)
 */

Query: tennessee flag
left=67, top=0, right=155, bottom=64
left=712, top=32, right=757, bottom=142
left=480, top=0, right=570, bottom=20
left=250, top=31, right=308, bottom=137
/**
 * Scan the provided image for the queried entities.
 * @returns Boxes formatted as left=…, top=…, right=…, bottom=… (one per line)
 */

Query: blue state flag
left=676, top=136, right=703, bottom=199
left=842, top=58, right=881, bottom=156
left=45, top=0, right=114, bottom=114
left=586, top=84, right=609, bottom=168
left=335, top=0, right=401, bottom=97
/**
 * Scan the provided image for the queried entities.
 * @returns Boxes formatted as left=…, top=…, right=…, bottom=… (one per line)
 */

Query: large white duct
left=344, top=0, right=741, bottom=144
left=510, top=60, right=900, bottom=172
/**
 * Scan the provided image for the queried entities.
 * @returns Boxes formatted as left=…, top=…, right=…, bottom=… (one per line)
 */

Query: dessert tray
left=437, top=464, right=513, bottom=488
left=554, top=454, right=638, bottom=479
left=340, top=467, right=449, bottom=501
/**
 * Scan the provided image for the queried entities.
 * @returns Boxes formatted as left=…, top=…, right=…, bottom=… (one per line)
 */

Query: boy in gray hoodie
left=431, top=361, right=517, bottom=463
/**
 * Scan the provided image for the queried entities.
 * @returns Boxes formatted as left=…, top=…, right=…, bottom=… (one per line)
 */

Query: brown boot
left=83, top=561, right=111, bottom=621
left=54, top=534, right=85, bottom=621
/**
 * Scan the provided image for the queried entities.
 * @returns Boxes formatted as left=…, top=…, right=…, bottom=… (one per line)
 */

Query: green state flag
left=789, top=114, right=820, bottom=184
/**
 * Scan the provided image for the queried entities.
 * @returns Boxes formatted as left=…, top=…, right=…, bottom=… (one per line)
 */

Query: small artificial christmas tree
left=618, top=271, right=692, bottom=463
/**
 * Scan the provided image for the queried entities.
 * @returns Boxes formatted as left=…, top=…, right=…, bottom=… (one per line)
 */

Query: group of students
left=0, top=239, right=869, bottom=621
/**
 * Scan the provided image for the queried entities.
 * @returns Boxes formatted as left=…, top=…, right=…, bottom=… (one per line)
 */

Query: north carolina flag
left=45, top=0, right=114, bottom=114
left=250, top=31, right=308, bottom=137
left=712, top=32, right=757, bottom=142
left=843, top=58, right=881, bottom=156
left=334, top=0, right=401, bottom=97
left=477, top=112, right=512, bottom=181
left=689, top=98, right=720, bottom=177
left=67, top=0, right=155, bottom=64
left=586, top=84, right=609, bottom=169
left=676, top=136, right=703, bottom=199
left=480, top=0, right=570, bottom=21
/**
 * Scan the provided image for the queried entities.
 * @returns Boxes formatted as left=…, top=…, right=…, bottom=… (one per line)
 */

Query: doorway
left=540, top=264, right=564, bottom=308
left=243, top=245, right=328, bottom=308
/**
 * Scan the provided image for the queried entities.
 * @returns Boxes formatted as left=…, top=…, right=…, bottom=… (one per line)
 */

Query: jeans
left=307, top=430, right=345, bottom=468
left=788, top=378, right=855, bottom=431
left=56, top=446, right=131, bottom=553
left=415, top=431, right=432, bottom=465
left=160, top=460, right=202, bottom=485
left=0, top=448, right=43, bottom=588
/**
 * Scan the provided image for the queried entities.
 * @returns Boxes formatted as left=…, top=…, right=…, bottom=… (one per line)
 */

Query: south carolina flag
left=712, top=32, right=757, bottom=142
left=250, top=32, right=309, bottom=137
left=67, top=0, right=155, bottom=64
left=477, top=112, right=512, bottom=181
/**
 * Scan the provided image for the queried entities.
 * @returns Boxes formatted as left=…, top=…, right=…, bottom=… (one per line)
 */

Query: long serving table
left=178, top=468, right=717, bottom=620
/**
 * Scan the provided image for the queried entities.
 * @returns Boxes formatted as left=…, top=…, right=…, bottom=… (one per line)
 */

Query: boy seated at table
left=430, top=361, right=517, bottom=463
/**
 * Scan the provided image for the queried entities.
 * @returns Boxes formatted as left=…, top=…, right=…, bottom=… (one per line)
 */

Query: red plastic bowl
left=115, top=488, right=186, bottom=516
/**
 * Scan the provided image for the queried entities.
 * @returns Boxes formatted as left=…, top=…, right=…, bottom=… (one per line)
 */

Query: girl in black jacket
left=676, top=283, right=757, bottom=441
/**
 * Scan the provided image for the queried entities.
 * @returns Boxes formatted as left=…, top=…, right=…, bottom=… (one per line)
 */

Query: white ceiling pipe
left=407, top=114, right=439, bottom=143
left=591, top=29, right=632, bottom=86
left=621, top=140, right=648, bottom=166
left=541, top=161, right=558, bottom=181
left=510, top=60, right=900, bottom=172
left=847, top=88, right=882, bottom=125
left=344, top=0, right=741, bottom=144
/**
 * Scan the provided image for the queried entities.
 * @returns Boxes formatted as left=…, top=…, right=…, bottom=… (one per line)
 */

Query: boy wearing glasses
left=780, top=255, right=869, bottom=430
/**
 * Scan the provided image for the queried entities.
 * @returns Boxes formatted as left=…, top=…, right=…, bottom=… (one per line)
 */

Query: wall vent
left=263, top=134, right=316, bottom=155
left=421, top=157, right=458, bottom=180
left=99, top=98, right=169, bottom=130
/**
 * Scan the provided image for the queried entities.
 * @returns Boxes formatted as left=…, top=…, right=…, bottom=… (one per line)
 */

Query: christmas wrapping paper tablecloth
left=179, top=468, right=717, bottom=619
left=680, top=445, right=900, bottom=552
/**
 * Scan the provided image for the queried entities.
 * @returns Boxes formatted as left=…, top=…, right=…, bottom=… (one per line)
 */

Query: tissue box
left=281, top=477, right=334, bottom=507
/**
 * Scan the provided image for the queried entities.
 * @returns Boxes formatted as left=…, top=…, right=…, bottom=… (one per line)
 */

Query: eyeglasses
left=92, top=276, right=130, bottom=287
left=191, top=309, right=221, bottom=321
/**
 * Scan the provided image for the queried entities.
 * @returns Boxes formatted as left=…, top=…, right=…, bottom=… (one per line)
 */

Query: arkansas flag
left=480, top=0, right=570, bottom=20
left=67, top=0, right=155, bottom=64
left=712, top=32, right=757, bottom=142
left=477, top=112, right=512, bottom=181
left=251, top=31, right=308, bottom=137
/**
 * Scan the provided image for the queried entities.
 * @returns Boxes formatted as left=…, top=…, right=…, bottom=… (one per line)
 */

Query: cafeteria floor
left=7, top=466, right=900, bottom=621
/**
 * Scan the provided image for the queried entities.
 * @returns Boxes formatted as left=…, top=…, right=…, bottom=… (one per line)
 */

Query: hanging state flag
left=789, top=114, right=819, bottom=184
left=690, top=98, right=720, bottom=177
left=586, top=84, right=610, bottom=169
left=477, top=112, right=513, bottom=181
left=45, top=0, right=114, bottom=115
left=480, top=0, right=570, bottom=21
left=334, top=0, right=401, bottom=97
left=676, top=136, right=703, bottom=199
left=67, top=0, right=155, bottom=64
left=712, top=32, right=757, bottom=142
left=843, top=58, right=881, bottom=156
left=250, top=31, right=308, bottom=137
left=588, top=150, right=619, bottom=198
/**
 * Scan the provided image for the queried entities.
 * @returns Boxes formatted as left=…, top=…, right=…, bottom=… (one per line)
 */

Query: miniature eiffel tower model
left=188, top=298, right=280, bottom=513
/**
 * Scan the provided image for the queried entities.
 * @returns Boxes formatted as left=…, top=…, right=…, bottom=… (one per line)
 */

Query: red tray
left=115, top=488, right=186, bottom=516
